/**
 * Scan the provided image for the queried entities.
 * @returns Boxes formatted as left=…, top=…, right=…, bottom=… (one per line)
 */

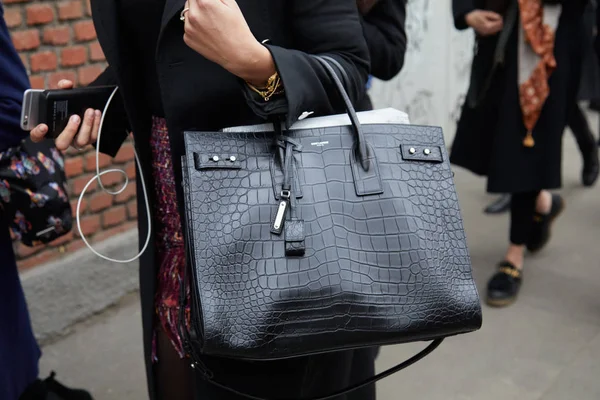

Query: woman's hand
left=465, top=10, right=504, bottom=36
left=182, top=0, right=276, bottom=86
left=30, top=80, right=102, bottom=151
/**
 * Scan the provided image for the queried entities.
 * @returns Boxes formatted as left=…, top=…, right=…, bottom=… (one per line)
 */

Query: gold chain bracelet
left=246, top=72, right=284, bottom=102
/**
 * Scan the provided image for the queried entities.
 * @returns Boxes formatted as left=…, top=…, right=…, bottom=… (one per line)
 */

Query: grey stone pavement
left=38, top=133, right=600, bottom=400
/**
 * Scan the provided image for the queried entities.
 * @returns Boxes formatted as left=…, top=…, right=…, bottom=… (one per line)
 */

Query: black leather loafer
left=526, top=194, right=564, bottom=253
left=486, top=262, right=522, bottom=307
left=484, top=194, right=512, bottom=214
left=582, top=145, right=599, bottom=187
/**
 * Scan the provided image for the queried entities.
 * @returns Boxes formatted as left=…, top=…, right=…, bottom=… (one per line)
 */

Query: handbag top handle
left=313, top=55, right=371, bottom=171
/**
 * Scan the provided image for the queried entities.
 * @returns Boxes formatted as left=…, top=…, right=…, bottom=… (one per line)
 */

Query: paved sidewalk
left=39, top=134, right=600, bottom=399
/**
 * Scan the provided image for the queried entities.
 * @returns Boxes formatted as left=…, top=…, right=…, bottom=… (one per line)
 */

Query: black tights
left=154, top=329, right=195, bottom=400
left=509, top=191, right=540, bottom=246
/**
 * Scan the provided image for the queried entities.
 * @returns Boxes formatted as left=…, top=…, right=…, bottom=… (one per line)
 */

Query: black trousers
left=192, top=350, right=376, bottom=400
left=569, top=104, right=596, bottom=157
left=510, top=191, right=540, bottom=245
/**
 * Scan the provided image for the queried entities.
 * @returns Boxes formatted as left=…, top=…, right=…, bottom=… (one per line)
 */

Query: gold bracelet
left=246, top=72, right=284, bottom=101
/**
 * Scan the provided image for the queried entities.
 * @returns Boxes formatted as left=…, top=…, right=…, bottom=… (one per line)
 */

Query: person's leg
left=347, top=347, right=377, bottom=400
left=569, top=103, right=599, bottom=186
left=526, top=190, right=565, bottom=253
left=191, top=350, right=362, bottom=400
left=486, top=191, right=539, bottom=307
left=154, top=328, right=195, bottom=400
left=0, top=232, right=40, bottom=400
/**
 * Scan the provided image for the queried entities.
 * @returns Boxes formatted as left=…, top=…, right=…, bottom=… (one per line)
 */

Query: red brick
left=93, top=221, right=137, bottom=243
left=77, top=65, right=103, bottom=86
left=18, top=250, right=58, bottom=272
left=127, top=200, right=138, bottom=219
left=61, top=46, right=87, bottom=67
left=16, top=242, right=45, bottom=258
left=115, top=182, right=136, bottom=203
left=89, top=192, right=113, bottom=212
left=89, top=41, right=105, bottom=61
left=43, top=26, right=70, bottom=45
left=114, top=143, right=135, bottom=163
left=102, top=205, right=126, bottom=228
left=124, top=162, right=137, bottom=180
left=30, top=51, right=58, bottom=72
left=49, top=231, right=74, bottom=247
left=58, top=1, right=83, bottom=20
left=85, top=0, right=92, bottom=16
left=97, top=171, right=123, bottom=187
left=70, top=198, right=88, bottom=215
left=4, top=8, right=23, bottom=28
left=11, top=29, right=40, bottom=51
left=64, top=155, right=84, bottom=177
left=19, top=54, right=29, bottom=69
left=67, top=238, right=87, bottom=253
left=48, top=71, right=77, bottom=89
left=26, top=4, right=54, bottom=25
left=84, top=151, right=111, bottom=171
left=75, top=214, right=100, bottom=237
left=29, top=75, right=45, bottom=89
left=72, top=173, right=98, bottom=195
left=73, top=20, right=96, bottom=42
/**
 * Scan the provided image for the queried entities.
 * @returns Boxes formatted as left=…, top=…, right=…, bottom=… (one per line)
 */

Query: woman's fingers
left=481, top=11, right=502, bottom=21
left=90, top=110, right=102, bottom=144
left=73, top=108, right=95, bottom=148
left=57, top=79, right=74, bottom=90
left=30, top=124, right=49, bottom=143
left=54, top=114, right=82, bottom=151
left=31, top=79, right=74, bottom=144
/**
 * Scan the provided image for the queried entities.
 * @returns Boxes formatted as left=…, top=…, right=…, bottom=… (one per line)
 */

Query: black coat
left=451, top=0, right=588, bottom=193
left=362, top=0, right=407, bottom=81
left=579, top=2, right=600, bottom=101
left=358, top=0, right=407, bottom=110
left=89, top=1, right=370, bottom=399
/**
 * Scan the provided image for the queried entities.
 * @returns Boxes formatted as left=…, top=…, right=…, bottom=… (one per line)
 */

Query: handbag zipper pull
left=271, top=190, right=290, bottom=235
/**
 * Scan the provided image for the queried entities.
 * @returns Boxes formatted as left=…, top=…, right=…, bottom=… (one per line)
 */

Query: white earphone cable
left=76, top=86, right=152, bottom=263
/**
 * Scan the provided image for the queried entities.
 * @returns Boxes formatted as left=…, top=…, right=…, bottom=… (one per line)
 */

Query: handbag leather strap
left=313, top=55, right=371, bottom=171
left=193, top=339, right=443, bottom=400
left=178, top=56, right=445, bottom=399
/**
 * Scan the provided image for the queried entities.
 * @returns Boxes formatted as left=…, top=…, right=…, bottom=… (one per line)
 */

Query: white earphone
left=76, top=86, right=152, bottom=263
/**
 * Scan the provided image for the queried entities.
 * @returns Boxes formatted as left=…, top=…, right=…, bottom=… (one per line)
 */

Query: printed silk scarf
left=518, top=0, right=561, bottom=147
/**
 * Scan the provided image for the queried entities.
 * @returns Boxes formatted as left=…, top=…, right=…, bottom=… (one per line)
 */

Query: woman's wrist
left=231, top=42, right=277, bottom=87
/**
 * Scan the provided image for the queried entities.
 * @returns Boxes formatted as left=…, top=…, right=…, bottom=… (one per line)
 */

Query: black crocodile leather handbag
left=180, top=56, right=482, bottom=399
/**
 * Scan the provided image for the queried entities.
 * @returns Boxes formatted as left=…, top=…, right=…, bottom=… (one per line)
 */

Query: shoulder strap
left=190, top=339, right=443, bottom=400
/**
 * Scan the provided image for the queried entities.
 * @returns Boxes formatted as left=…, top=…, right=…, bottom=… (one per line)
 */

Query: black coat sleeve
left=361, top=0, right=407, bottom=81
left=245, top=0, right=370, bottom=128
left=88, top=66, right=130, bottom=157
left=596, top=0, right=600, bottom=64
left=452, top=0, right=476, bottom=30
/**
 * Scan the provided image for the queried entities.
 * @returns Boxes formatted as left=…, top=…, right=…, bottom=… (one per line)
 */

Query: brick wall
left=3, top=0, right=138, bottom=270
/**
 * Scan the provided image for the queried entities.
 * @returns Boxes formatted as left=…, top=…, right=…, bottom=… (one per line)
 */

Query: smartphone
left=21, top=85, right=117, bottom=138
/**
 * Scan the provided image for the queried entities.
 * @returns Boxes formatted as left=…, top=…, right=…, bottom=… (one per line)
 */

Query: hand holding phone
left=28, top=80, right=103, bottom=151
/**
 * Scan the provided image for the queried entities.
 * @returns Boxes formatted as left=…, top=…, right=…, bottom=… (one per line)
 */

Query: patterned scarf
left=518, top=0, right=561, bottom=147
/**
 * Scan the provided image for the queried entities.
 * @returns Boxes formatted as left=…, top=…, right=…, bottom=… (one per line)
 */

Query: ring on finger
left=180, top=7, right=190, bottom=21
left=72, top=134, right=87, bottom=151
